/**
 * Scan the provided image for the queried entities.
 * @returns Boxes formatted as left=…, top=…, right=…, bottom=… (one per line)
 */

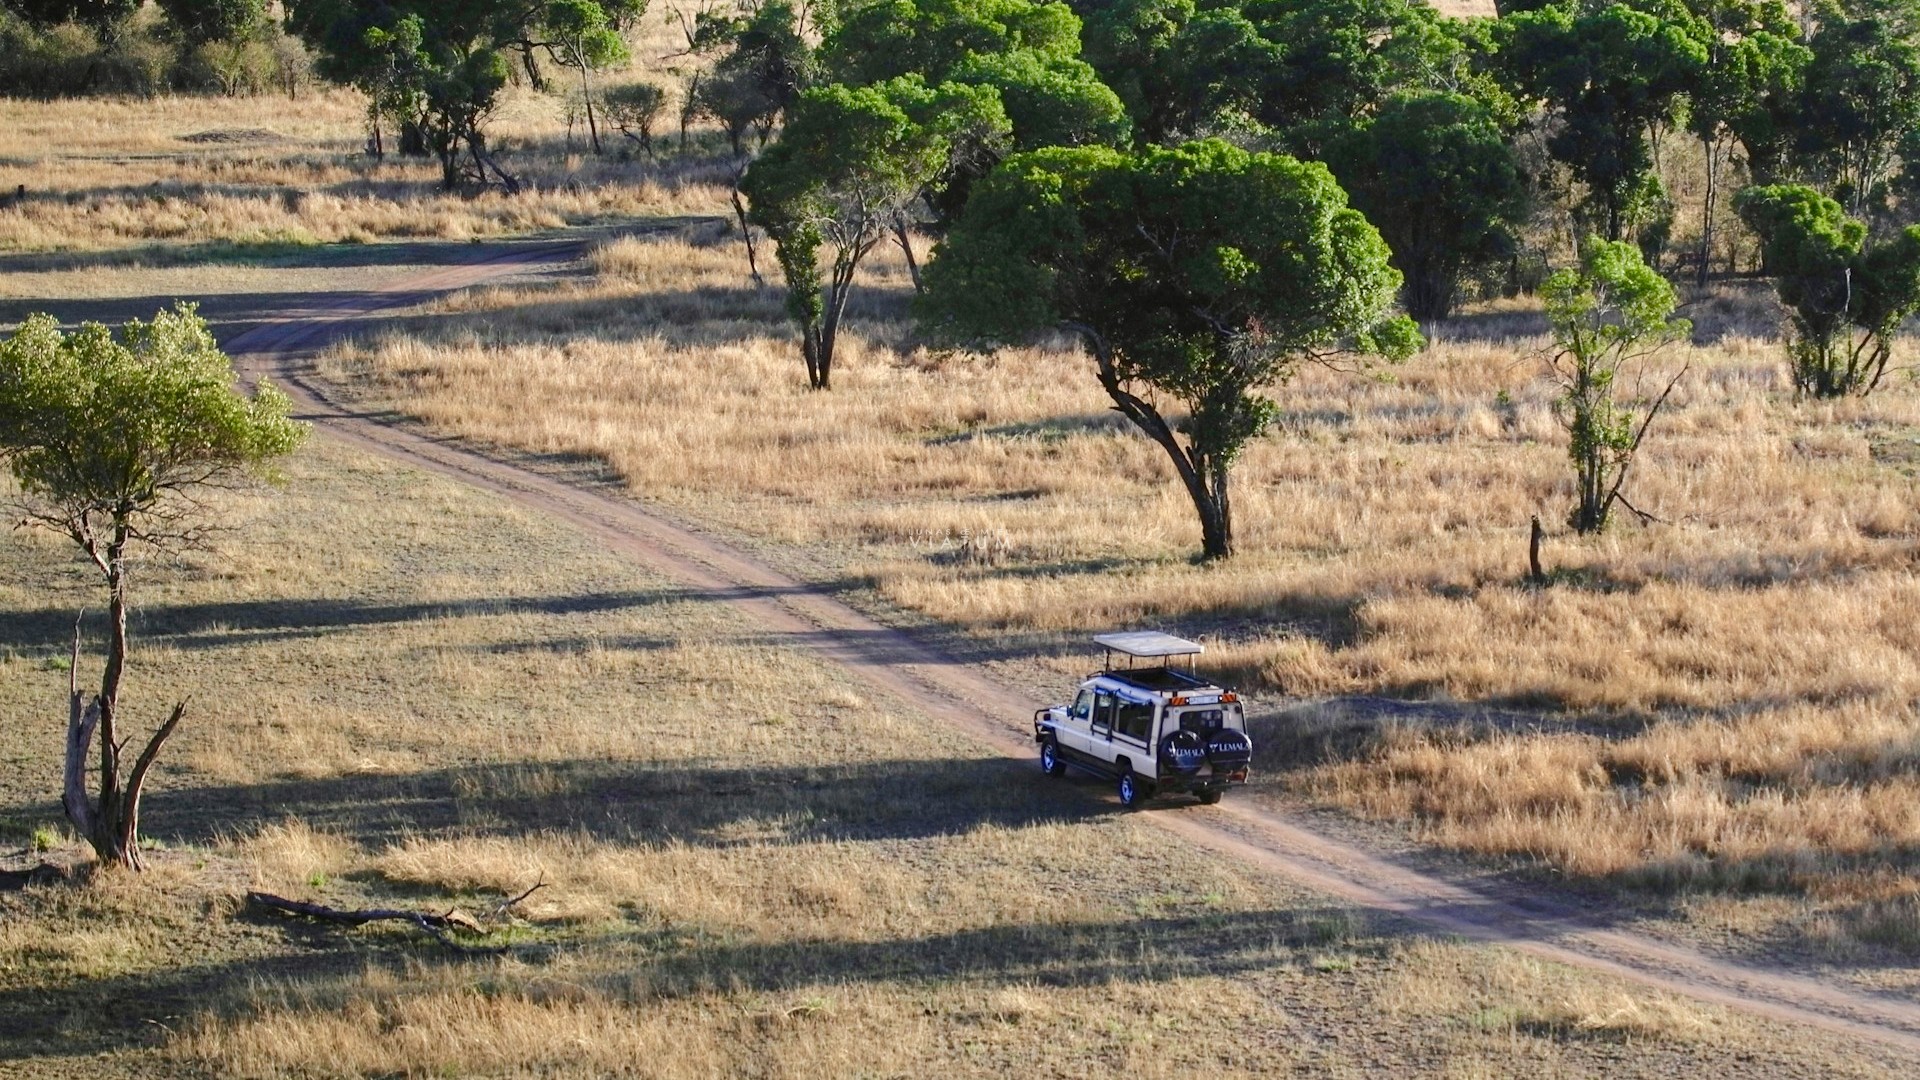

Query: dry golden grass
left=4, top=439, right=1858, bottom=1077
left=314, top=227, right=1920, bottom=929
left=1295, top=698, right=1920, bottom=896
left=0, top=91, right=366, bottom=159
left=0, top=17, right=731, bottom=258
left=1383, top=938, right=1725, bottom=1044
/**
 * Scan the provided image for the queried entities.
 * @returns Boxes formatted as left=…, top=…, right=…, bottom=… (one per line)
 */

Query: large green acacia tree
left=1736, top=183, right=1920, bottom=396
left=1680, top=0, right=1807, bottom=282
left=1797, top=0, right=1920, bottom=215
left=1075, top=0, right=1469, bottom=150
left=0, top=307, right=306, bottom=869
left=823, top=0, right=1128, bottom=225
left=743, top=77, right=1011, bottom=389
left=1498, top=0, right=1707, bottom=244
left=1326, top=90, right=1528, bottom=322
left=921, top=140, right=1419, bottom=560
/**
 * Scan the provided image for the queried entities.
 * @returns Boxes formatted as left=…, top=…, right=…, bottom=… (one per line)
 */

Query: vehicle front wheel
left=1117, top=770, right=1151, bottom=809
left=1040, top=740, right=1067, bottom=778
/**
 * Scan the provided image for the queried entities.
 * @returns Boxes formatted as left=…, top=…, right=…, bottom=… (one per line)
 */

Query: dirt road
left=223, top=241, right=1920, bottom=1056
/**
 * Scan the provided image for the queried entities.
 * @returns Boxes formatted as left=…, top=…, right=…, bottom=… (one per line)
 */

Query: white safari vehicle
left=1033, top=632, right=1252, bottom=808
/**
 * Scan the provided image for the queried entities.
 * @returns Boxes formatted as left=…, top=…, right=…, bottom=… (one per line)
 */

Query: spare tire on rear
left=1159, top=729, right=1205, bottom=774
left=1205, top=729, right=1252, bottom=769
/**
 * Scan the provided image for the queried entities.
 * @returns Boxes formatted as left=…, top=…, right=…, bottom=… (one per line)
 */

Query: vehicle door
left=1054, top=687, right=1096, bottom=755
left=1107, top=694, right=1156, bottom=770
left=1088, top=688, right=1117, bottom=763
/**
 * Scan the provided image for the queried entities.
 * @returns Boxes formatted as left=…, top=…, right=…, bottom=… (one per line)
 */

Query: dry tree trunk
left=893, top=216, right=924, bottom=295
left=61, top=611, right=187, bottom=870
left=1529, top=515, right=1547, bottom=584
left=62, top=621, right=99, bottom=842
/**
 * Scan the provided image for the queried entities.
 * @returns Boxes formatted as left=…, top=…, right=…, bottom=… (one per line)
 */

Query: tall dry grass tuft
left=1301, top=696, right=1920, bottom=897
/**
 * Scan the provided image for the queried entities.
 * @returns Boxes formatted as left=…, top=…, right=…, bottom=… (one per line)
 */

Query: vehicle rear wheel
left=1196, top=789, right=1223, bottom=805
left=1040, top=740, right=1067, bottom=777
left=1117, top=769, right=1151, bottom=809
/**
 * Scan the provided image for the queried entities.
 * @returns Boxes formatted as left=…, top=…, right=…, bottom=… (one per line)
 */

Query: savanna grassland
left=9, top=437, right=1886, bottom=1077
left=317, top=223, right=1920, bottom=963
left=0, top=90, right=730, bottom=261
left=3, top=4, right=1920, bottom=1073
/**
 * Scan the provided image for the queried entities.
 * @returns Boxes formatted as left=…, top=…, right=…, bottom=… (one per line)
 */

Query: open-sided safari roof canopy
left=1094, top=631, right=1203, bottom=670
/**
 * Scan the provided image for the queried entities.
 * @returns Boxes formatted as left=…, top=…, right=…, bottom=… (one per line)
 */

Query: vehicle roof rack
left=1094, top=631, right=1203, bottom=668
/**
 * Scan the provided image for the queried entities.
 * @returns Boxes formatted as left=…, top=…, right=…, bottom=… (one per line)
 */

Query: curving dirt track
left=224, top=241, right=1920, bottom=1057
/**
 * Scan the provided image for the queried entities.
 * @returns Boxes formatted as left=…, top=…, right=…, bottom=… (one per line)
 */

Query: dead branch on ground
left=246, top=877, right=546, bottom=954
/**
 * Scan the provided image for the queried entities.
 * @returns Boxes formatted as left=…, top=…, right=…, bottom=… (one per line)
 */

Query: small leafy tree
left=922, top=140, right=1419, bottom=560
left=537, top=0, right=631, bottom=154
left=1541, top=239, right=1689, bottom=533
left=1325, top=90, right=1528, bottom=322
left=290, top=0, right=620, bottom=187
left=744, top=77, right=1010, bottom=389
left=820, top=0, right=1125, bottom=228
left=701, top=0, right=812, bottom=135
left=1735, top=183, right=1920, bottom=396
left=928, top=48, right=1128, bottom=223
left=603, top=81, right=666, bottom=155
left=0, top=307, right=306, bottom=869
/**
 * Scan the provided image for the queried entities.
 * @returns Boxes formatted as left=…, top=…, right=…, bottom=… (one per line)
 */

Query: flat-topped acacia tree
left=0, top=306, right=306, bottom=869
left=921, top=139, right=1419, bottom=560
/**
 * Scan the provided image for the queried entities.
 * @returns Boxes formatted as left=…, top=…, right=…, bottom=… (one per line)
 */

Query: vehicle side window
left=1093, top=691, right=1115, bottom=730
left=1116, top=701, right=1153, bottom=742
left=1070, top=690, right=1093, bottom=722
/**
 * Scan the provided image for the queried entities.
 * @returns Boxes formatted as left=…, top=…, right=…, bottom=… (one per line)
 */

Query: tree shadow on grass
left=98, top=754, right=1113, bottom=856
left=0, top=947, right=378, bottom=1063
left=634, top=903, right=1388, bottom=997
left=4, top=288, right=444, bottom=342
left=0, top=583, right=850, bottom=655
left=0, top=895, right=1389, bottom=1065
left=363, top=281, right=792, bottom=350
left=0, top=234, right=553, bottom=279
left=0, top=237, right=585, bottom=343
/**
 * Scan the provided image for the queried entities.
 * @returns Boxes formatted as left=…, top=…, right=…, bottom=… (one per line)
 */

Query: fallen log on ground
left=246, top=880, right=545, bottom=953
